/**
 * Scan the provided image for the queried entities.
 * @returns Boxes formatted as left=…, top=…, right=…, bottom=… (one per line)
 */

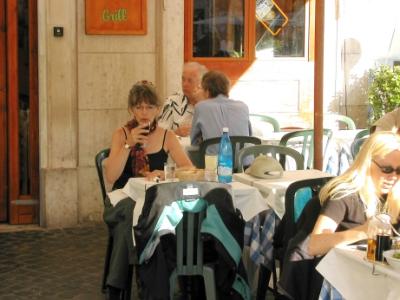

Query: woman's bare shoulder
left=112, top=126, right=128, bottom=142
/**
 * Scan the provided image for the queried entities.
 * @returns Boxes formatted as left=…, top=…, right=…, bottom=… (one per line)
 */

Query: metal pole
left=314, top=0, right=325, bottom=170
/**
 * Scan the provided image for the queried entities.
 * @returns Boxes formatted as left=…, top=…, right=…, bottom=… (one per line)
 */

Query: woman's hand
left=129, top=123, right=150, bottom=146
left=145, top=170, right=165, bottom=182
left=388, top=180, right=400, bottom=223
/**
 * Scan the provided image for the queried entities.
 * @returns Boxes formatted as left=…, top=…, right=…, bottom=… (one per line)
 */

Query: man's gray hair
left=183, top=62, right=208, bottom=80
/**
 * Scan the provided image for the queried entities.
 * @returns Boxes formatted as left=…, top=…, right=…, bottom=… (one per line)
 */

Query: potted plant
left=368, top=64, right=400, bottom=123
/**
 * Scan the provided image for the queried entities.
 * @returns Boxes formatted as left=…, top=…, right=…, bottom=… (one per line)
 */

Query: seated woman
left=309, top=130, right=400, bottom=256
left=278, top=131, right=400, bottom=300
left=105, top=80, right=193, bottom=187
left=103, top=81, right=193, bottom=299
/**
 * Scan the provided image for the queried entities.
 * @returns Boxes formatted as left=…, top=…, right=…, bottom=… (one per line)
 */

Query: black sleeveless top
left=112, top=129, right=169, bottom=190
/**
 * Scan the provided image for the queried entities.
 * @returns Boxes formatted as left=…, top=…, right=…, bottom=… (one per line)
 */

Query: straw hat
left=245, top=154, right=283, bottom=179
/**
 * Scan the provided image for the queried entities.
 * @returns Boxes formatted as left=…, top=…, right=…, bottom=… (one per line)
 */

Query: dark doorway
left=0, top=0, right=39, bottom=224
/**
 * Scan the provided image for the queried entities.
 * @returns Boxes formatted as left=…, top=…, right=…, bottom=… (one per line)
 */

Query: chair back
left=277, top=177, right=333, bottom=254
left=198, top=136, right=262, bottom=171
left=140, top=181, right=230, bottom=300
left=95, top=148, right=110, bottom=204
left=249, top=113, right=280, bottom=133
left=236, top=144, right=304, bottom=172
left=354, top=128, right=370, bottom=140
left=325, top=114, right=356, bottom=130
left=351, top=136, right=368, bottom=159
left=176, top=209, right=206, bottom=273
left=279, top=129, right=333, bottom=169
left=272, top=177, right=332, bottom=300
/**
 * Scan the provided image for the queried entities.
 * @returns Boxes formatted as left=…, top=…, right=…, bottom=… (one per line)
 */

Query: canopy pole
left=314, top=0, right=325, bottom=170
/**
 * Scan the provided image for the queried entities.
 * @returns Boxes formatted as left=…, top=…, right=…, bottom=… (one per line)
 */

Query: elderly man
left=158, top=62, right=208, bottom=137
left=191, top=70, right=250, bottom=146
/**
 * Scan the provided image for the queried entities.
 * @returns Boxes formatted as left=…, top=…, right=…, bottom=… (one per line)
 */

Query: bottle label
left=218, top=166, right=232, bottom=177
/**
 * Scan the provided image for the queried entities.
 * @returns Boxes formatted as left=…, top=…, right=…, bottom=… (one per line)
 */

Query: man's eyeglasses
left=372, top=160, right=400, bottom=175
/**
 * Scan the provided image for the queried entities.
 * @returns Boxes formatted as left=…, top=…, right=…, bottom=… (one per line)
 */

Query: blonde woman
left=308, top=131, right=400, bottom=256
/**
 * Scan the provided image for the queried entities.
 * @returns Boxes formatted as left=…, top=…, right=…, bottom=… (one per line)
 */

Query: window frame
left=184, top=0, right=255, bottom=81
left=184, top=0, right=315, bottom=80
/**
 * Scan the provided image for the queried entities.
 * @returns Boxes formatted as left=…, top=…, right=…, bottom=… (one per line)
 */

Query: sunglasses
left=372, top=160, right=400, bottom=175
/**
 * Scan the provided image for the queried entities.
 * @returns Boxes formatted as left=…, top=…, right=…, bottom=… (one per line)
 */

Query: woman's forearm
left=104, top=148, right=130, bottom=183
left=308, top=227, right=367, bottom=256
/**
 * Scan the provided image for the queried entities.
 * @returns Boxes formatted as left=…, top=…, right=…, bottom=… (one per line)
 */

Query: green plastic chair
left=326, top=114, right=356, bottom=130
left=279, top=129, right=333, bottom=169
left=249, top=114, right=281, bottom=132
left=95, top=148, right=110, bottom=203
left=198, top=136, right=262, bottom=171
left=236, top=144, right=305, bottom=172
left=95, top=148, right=133, bottom=300
left=351, top=136, right=368, bottom=159
left=354, top=128, right=370, bottom=140
left=169, top=209, right=217, bottom=300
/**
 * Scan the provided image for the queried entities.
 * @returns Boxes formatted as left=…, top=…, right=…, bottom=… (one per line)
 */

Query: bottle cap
left=222, top=127, right=229, bottom=132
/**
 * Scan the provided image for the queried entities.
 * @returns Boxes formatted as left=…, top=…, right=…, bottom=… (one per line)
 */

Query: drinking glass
left=204, top=155, right=217, bottom=181
left=164, top=162, right=176, bottom=182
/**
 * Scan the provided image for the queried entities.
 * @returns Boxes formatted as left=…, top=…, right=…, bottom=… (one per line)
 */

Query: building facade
left=1, top=0, right=399, bottom=226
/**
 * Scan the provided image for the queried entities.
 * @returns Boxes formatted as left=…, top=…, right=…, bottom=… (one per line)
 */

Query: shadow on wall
left=328, top=37, right=369, bottom=128
left=328, top=71, right=370, bottom=128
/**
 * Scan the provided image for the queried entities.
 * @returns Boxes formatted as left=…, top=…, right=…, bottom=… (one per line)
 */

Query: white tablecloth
left=233, top=169, right=331, bottom=218
left=316, top=246, right=400, bottom=300
left=108, top=178, right=269, bottom=226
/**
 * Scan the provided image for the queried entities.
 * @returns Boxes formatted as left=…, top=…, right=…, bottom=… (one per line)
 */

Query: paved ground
left=0, top=223, right=113, bottom=300
left=0, top=223, right=274, bottom=300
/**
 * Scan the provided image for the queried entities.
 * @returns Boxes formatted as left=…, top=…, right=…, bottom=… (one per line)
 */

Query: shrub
left=368, top=65, right=400, bottom=122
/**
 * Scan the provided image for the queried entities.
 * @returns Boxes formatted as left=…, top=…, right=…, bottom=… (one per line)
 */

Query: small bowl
left=383, top=249, right=400, bottom=270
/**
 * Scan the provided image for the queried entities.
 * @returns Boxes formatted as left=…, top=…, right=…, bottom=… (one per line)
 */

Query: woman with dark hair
left=103, top=81, right=192, bottom=299
left=105, top=80, right=192, bottom=187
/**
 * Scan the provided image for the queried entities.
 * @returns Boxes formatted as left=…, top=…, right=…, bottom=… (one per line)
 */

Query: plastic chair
left=135, top=181, right=244, bottom=299
left=249, top=113, right=280, bottom=133
left=256, top=177, right=333, bottom=299
left=95, top=149, right=110, bottom=202
left=198, top=136, right=262, bottom=171
left=350, top=136, right=368, bottom=159
left=354, top=128, right=370, bottom=140
left=169, top=209, right=217, bottom=300
left=236, top=144, right=305, bottom=172
left=95, top=148, right=133, bottom=300
left=325, top=114, right=356, bottom=130
left=279, top=129, right=333, bottom=169
left=350, top=128, right=370, bottom=159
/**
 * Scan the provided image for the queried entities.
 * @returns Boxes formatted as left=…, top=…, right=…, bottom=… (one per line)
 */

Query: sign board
left=85, top=0, right=147, bottom=35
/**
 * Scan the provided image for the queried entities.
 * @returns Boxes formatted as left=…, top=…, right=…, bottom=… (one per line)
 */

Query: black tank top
left=112, top=129, right=169, bottom=190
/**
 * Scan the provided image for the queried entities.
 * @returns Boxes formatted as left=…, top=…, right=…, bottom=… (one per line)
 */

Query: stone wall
left=38, top=0, right=182, bottom=227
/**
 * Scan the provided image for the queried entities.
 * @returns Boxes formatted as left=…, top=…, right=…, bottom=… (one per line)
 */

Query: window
left=185, top=0, right=313, bottom=78
left=255, top=0, right=306, bottom=58
left=193, top=0, right=245, bottom=58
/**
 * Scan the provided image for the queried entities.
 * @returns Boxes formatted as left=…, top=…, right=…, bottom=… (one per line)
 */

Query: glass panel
left=256, top=0, right=305, bottom=58
left=18, top=0, right=30, bottom=194
left=193, top=0, right=245, bottom=57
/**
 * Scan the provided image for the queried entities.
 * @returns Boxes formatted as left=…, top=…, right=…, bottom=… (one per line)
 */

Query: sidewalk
left=0, top=222, right=275, bottom=300
left=0, top=223, right=110, bottom=300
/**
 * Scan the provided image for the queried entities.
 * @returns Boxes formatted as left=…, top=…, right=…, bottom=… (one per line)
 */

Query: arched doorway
left=0, top=0, right=39, bottom=224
